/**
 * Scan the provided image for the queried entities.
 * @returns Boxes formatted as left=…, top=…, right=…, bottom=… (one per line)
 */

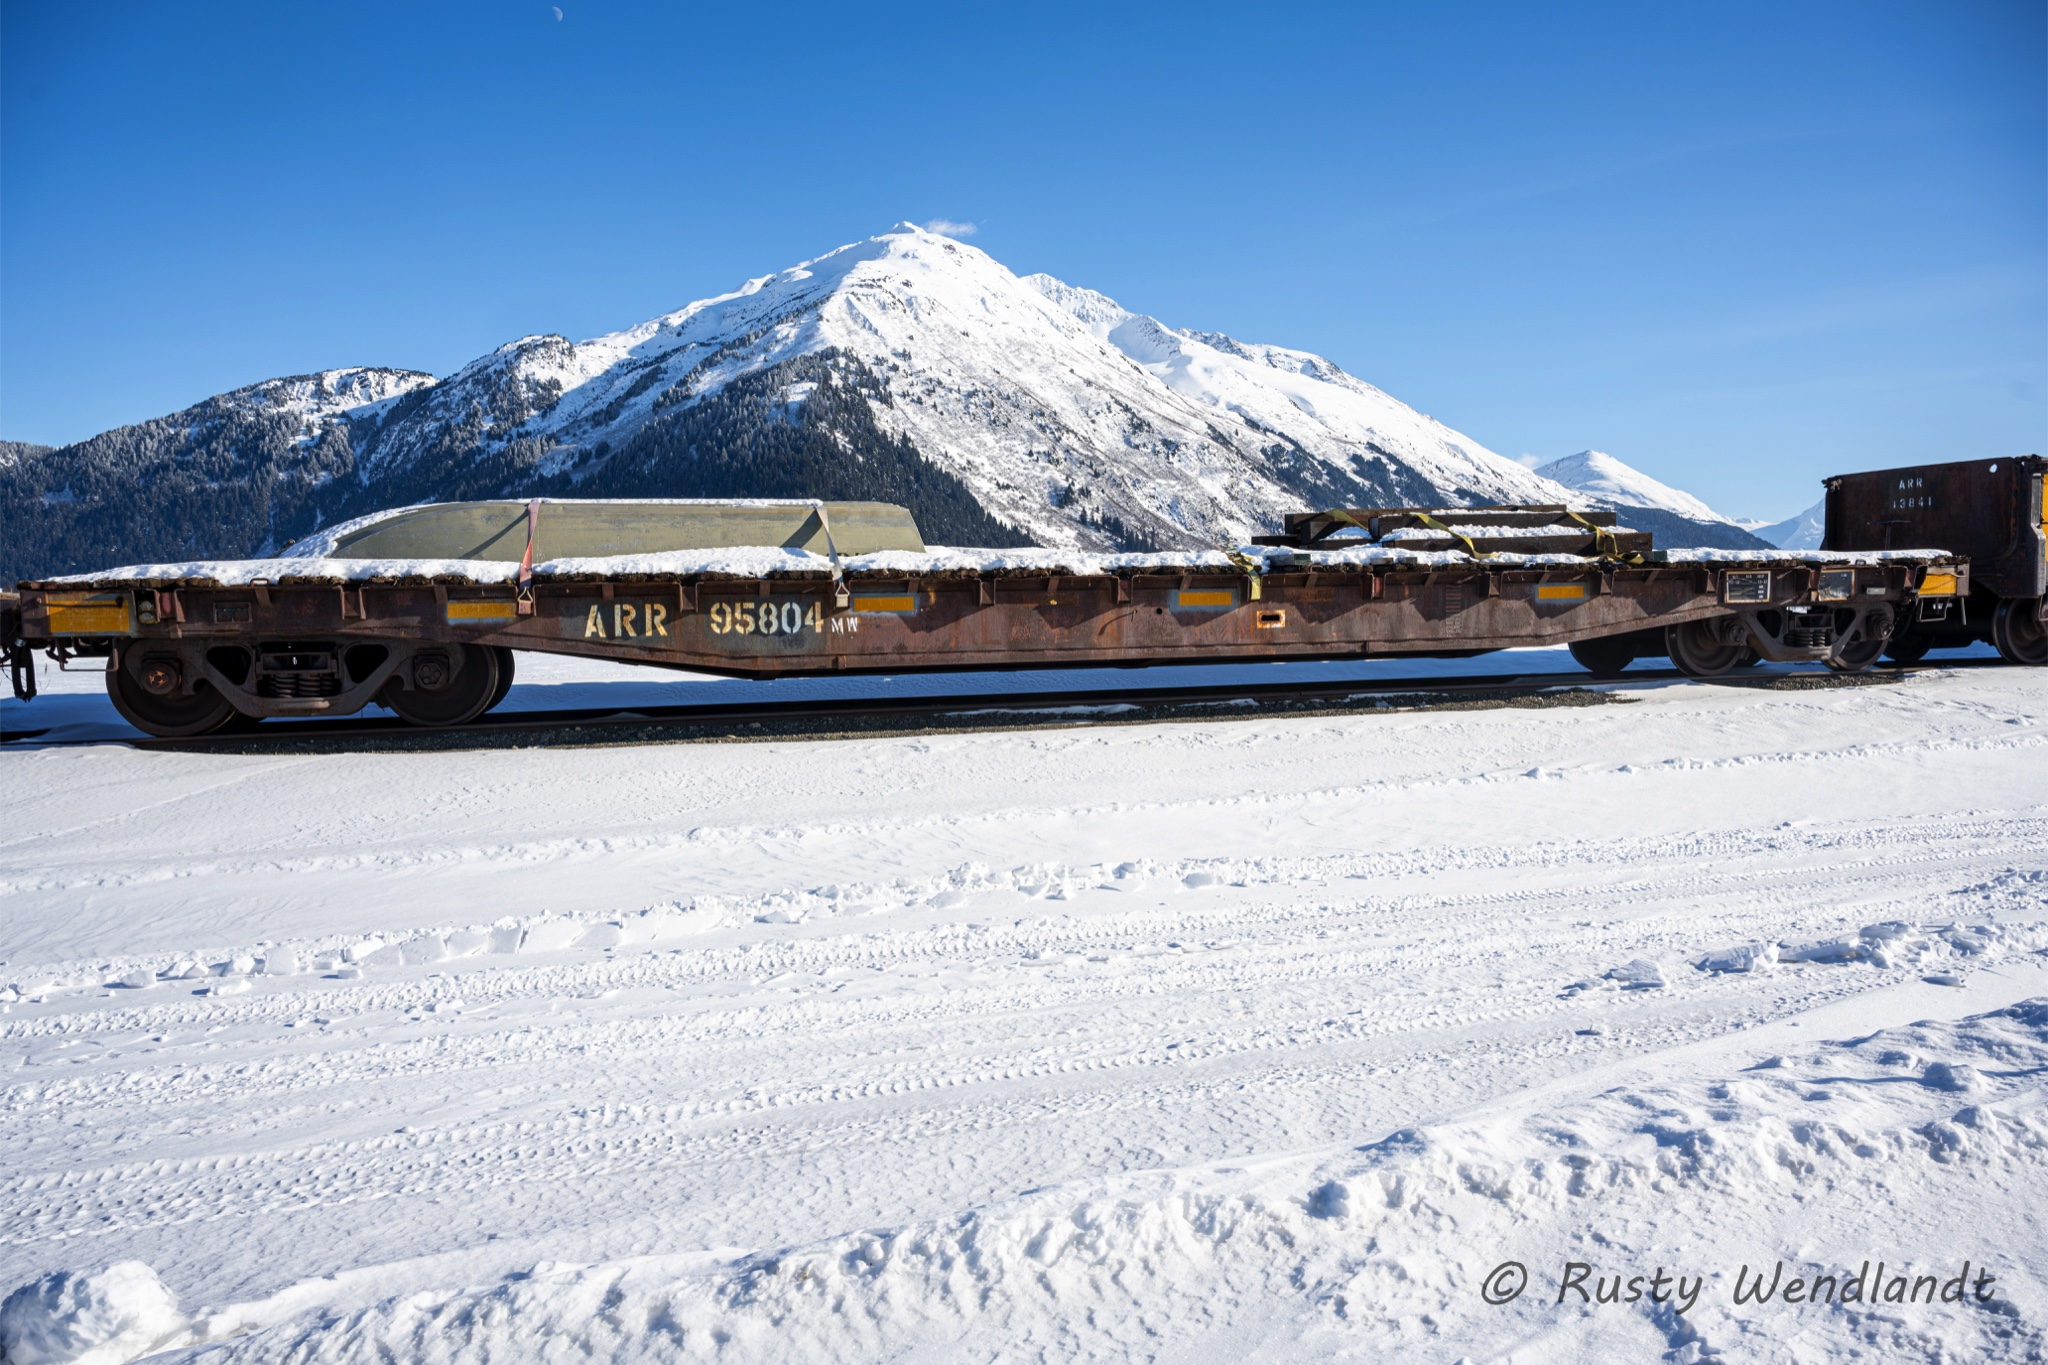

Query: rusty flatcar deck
left=20, top=558, right=1928, bottom=671
left=6, top=540, right=1964, bottom=737
left=3, top=496, right=1973, bottom=735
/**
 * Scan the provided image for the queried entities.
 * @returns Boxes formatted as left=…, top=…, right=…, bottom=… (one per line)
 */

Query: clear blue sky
left=3, top=1, right=2041, bottom=518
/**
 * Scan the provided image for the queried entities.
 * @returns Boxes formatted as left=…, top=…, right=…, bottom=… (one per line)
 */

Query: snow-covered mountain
left=6, top=223, right=1575, bottom=581
left=1751, top=499, right=1826, bottom=550
left=349, top=224, right=1569, bottom=542
left=1531, top=449, right=1774, bottom=551
left=1531, top=449, right=1734, bottom=523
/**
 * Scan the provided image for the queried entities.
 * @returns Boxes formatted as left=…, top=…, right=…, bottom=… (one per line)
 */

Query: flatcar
left=3, top=498, right=1967, bottom=737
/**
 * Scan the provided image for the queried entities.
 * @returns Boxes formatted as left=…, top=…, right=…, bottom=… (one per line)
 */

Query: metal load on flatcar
left=312, top=499, right=925, bottom=562
left=3, top=497, right=1969, bottom=737
left=1821, top=454, right=2045, bottom=666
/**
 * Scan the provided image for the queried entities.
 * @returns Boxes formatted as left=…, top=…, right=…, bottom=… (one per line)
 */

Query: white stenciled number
left=712, top=598, right=829, bottom=640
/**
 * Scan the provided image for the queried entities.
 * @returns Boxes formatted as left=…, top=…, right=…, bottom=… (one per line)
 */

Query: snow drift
left=63, top=998, right=2048, bottom=1364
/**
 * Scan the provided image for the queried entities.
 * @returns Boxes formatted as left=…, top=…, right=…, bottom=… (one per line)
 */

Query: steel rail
left=128, top=671, right=1661, bottom=749
left=2, top=655, right=2006, bottom=752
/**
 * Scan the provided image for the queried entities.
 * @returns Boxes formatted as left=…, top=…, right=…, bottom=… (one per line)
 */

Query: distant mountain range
left=1744, top=500, right=1827, bottom=551
left=1531, top=450, right=1777, bottom=552
left=1, top=225, right=1814, bottom=583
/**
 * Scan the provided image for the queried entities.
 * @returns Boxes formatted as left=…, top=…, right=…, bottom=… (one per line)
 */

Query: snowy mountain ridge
left=1532, top=449, right=1735, bottom=524
left=341, top=223, right=1572, bottom=548
left=1752, top=499, right=1827, bottom=550
left=6, top=222, right=1581, bottom=580
left=1531, top=448, right=1777, bottom=551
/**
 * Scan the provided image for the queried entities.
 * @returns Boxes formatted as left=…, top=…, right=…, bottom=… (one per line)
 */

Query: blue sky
left=3, top=1, right=2041, bottom=518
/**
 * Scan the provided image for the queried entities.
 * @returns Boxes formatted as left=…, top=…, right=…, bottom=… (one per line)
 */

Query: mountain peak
left=1533, top=449, right=1733, bottom=524
left=8, top=229, right=1583, bottom=580
left=1530, top=449, right=1781, bottom=550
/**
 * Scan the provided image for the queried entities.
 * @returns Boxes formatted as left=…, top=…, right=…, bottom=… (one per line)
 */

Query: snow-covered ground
left=1, top=650, right=2043, bottom=1363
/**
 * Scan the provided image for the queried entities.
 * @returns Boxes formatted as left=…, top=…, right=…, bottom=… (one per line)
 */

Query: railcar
left=1819, top=454, right=2045, bottom=666
left=2, top=498, right=1966, bottom=737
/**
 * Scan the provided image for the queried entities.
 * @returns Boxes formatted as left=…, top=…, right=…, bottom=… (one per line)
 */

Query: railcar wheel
left=1992, top=597, right=2048, bottom=666
left=1665, top=621, right=1746, bottom=678
left=1825, top=636, right=1887, bottom=673
left=486, top=646, right=516, bottom=713
left=1883, top=633, right=1931, bottom=665
left=107, top=657, right=241, bottom=737
left=1568, top=636, right=1636, bottom=679
left=1825, top=609, right=1892, bottom=674
left=380, top=643, right=500, bottom=726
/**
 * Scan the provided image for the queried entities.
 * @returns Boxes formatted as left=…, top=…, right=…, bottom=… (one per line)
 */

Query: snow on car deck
left=0, top=655, right=2042, bottom=1362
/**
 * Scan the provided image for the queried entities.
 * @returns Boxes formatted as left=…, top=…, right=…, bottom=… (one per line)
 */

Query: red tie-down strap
left=516, top=500, right=540, bottom=615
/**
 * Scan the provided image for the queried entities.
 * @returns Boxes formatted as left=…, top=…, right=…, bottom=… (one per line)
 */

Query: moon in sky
left=551, top=6, right=563, bottom=18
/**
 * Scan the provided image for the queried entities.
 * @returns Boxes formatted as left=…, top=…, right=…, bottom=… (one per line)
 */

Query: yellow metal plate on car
left=446, top=600, right=518, bottom=622
left=1535, top=584, right=1588, bottom=601
left=1174, top=589, right=1236, bottom=609
left=45, top=593, right=133, bottom=635
left=1918, top=572, right=1959, bottom=597
left=851, top=594, right=917, bottom=614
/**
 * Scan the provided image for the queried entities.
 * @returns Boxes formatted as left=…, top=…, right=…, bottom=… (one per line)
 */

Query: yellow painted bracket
left=45, top=592, right=133, bottom=636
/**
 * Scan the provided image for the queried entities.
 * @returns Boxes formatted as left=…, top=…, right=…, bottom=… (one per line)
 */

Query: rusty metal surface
left=1823, top=455, right=2046, bottom=599
left=14, top=562, right=1931, bottom=683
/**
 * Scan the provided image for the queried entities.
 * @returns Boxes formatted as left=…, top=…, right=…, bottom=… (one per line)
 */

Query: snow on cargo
left=38, top=527, right=1962, bottom=589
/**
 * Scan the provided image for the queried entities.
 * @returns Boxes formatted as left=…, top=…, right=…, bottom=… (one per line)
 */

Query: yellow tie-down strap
left=1560, top=511, right=1644, bottom=565
left=1220, top=548, right=1266, bottom=599
left=44, top=592, right=134, bottom=635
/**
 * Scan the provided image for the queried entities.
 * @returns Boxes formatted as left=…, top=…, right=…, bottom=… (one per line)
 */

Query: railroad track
left=4, top=655, right=2009, bottom=752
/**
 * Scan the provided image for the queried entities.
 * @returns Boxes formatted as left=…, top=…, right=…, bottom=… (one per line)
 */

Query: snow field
left=153, top=998, right=2048, bottom=1363
left=0, top=659, right=2043, bottom=1361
